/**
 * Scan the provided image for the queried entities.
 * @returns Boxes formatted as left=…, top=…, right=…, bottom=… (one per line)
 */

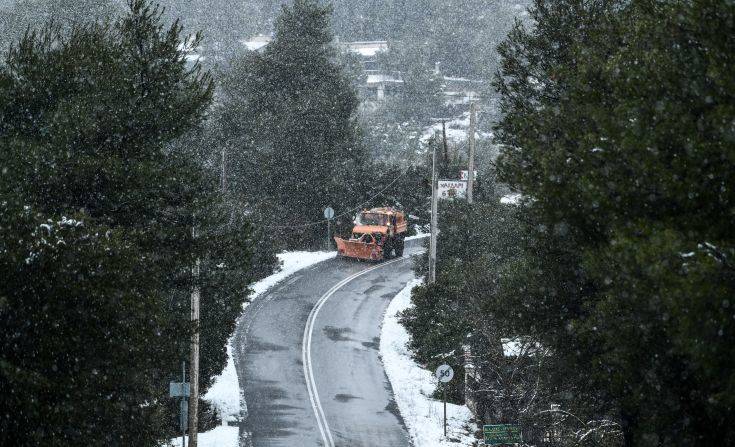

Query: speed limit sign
left=435, top=364, right=454, bottom=383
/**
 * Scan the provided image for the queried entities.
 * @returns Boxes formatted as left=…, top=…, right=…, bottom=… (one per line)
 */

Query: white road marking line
left=302, top=256, right=409, bottom=447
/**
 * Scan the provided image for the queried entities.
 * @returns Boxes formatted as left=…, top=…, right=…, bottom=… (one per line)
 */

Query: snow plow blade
left=334, top=237, right=383, bottom=261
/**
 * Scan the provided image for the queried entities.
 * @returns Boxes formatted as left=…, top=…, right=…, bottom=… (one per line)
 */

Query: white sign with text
left=438, top=180, right=467, bottom=200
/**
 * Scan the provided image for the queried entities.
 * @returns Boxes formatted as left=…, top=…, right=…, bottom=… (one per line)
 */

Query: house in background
left=338, top=40, right=388, bottom=71
left=237, top=35, right=481, bottom=110
left=338, top=40, right=402, bottom=109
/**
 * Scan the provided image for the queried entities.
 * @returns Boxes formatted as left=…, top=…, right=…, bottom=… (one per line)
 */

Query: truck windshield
left=358, top=213, right=387, bottom=226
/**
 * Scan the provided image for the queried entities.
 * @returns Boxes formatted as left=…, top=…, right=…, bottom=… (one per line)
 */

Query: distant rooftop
left=241, top=34, right=272, bottom=52
left=239, top=37, right=389, bottom=57
left=340, top=40, right=388, bottom=57
left=366, top=72, right=403, bottom=85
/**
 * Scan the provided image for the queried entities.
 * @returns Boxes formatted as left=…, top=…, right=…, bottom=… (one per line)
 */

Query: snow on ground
left=168, top=425, right=237, bottom=447
left=407, top=229, right=429, bottom=240
left=249, top=250, right=337, bottom=304
left=202, top=343, right=240, bottom=424
left=421, top=115, right=472, bottom=144
left=419, top=111, right=492, bottom=146
left=170, top=250, right=336, bottom=447
left=500, top=193, right=522, bottom=205
left=380, top=279, right=477, bottom=446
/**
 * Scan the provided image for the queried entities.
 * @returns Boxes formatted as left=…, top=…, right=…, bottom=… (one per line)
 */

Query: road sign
left=483, top=424, right=522, bottom=445
left=169, top=381, right=190, bottom=398
left=438, top=180, right=467, bottom=200
left=435, top=364, right=454, bottom=383
left=324, top=206, right=335, bottom=219
left=460, top=170, right=477, bottom=181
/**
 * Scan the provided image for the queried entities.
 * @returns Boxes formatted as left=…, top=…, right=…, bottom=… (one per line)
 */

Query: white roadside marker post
left=435, top=364, right=455, bottom=438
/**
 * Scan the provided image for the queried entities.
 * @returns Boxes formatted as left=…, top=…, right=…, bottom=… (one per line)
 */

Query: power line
left=267, top=170, right=409, bottom=230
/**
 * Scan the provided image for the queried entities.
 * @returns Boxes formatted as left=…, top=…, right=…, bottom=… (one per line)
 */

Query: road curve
left=233, top=240, right=423, bottom=446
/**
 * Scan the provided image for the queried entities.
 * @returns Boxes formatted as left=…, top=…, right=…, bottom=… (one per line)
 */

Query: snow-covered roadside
left=170, top=250, right=336, bottom=447
left=407, top=230, right=428, bottom=241
left=380, top=279, right=477, bottom=446
left=247, top=251, right=337, bottom=303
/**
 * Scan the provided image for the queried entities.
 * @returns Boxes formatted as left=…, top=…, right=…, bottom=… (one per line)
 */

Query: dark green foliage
left=401, top=199, right=525, bottom=401
left=0, top=1, right=252, bottom=444
left=401, top=0, right=734, bottom=443
left=0, top=204, right=171, bottom=445
left=491, top=0, right=735, bottom=444
left=215, top=0, right=370, bottom=248
left=361, top=119, right=424, bottom=164
left=399, top=279, right=469, bottom=401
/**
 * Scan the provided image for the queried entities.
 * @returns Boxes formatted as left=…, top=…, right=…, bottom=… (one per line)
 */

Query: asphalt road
left=233, top=239, right=424, bottom=447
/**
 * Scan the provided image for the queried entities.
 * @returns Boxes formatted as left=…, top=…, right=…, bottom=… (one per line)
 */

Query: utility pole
left=221, top=147, right=227, bottom=194
left=467, top=101, right=477, bottom=204
left=429, top=140, right=438, bottom=284
left=188, top=254, right=200, bottom=446
left=441, top=119, right=449, bottom=169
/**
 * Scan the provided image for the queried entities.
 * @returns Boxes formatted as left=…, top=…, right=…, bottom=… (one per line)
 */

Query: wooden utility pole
left=221, top=147, right=227, bottom=194
left=467, top=102, right=477, bottom=204
left=429, top=140, right=438, bottom=284
left=441, top=119, right=449, bottom=169
left=188, top=257, right=201, bottom=447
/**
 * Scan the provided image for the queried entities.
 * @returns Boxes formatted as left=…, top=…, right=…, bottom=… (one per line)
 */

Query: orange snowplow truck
left=334, top=207, right=408, bottom=261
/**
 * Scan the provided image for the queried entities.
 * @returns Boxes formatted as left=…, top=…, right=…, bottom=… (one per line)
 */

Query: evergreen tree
left=0, top=204, right=172, bottom=445
left=0, top=1, right=252, bottom=443
left=218, top=0, right=369, bottom=248
left=493, top=0, right=735, bottom=444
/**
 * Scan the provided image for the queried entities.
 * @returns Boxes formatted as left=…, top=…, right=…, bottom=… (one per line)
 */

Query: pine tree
left=0, top=1, right=252, bottom=443
left=218, top=0, right=368, bottom=248
left=493, top=0, right=735, bottom=444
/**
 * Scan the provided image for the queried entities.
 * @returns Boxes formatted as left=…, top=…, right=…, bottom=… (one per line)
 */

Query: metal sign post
left=170, top=361, right=190, bottom=446
left=435, top=364, right=454, bottom=437
left=443, top=383, right=447, bottom=437
left=324, top=207, right=335, bottom=249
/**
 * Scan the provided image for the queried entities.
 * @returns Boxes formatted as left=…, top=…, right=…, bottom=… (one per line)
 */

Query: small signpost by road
left=179, top=399, right=189, bottom=432
left=435, top=364, right=454, bottom=437
left=324, top=206, right=335, bottom=249
left=483, top=424, right=522, bottom=446
left=170, top=361, right=190, bottom=446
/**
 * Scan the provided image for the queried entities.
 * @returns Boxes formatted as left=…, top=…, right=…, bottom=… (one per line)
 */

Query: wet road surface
left=232, top=241, right=423, bottom=446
